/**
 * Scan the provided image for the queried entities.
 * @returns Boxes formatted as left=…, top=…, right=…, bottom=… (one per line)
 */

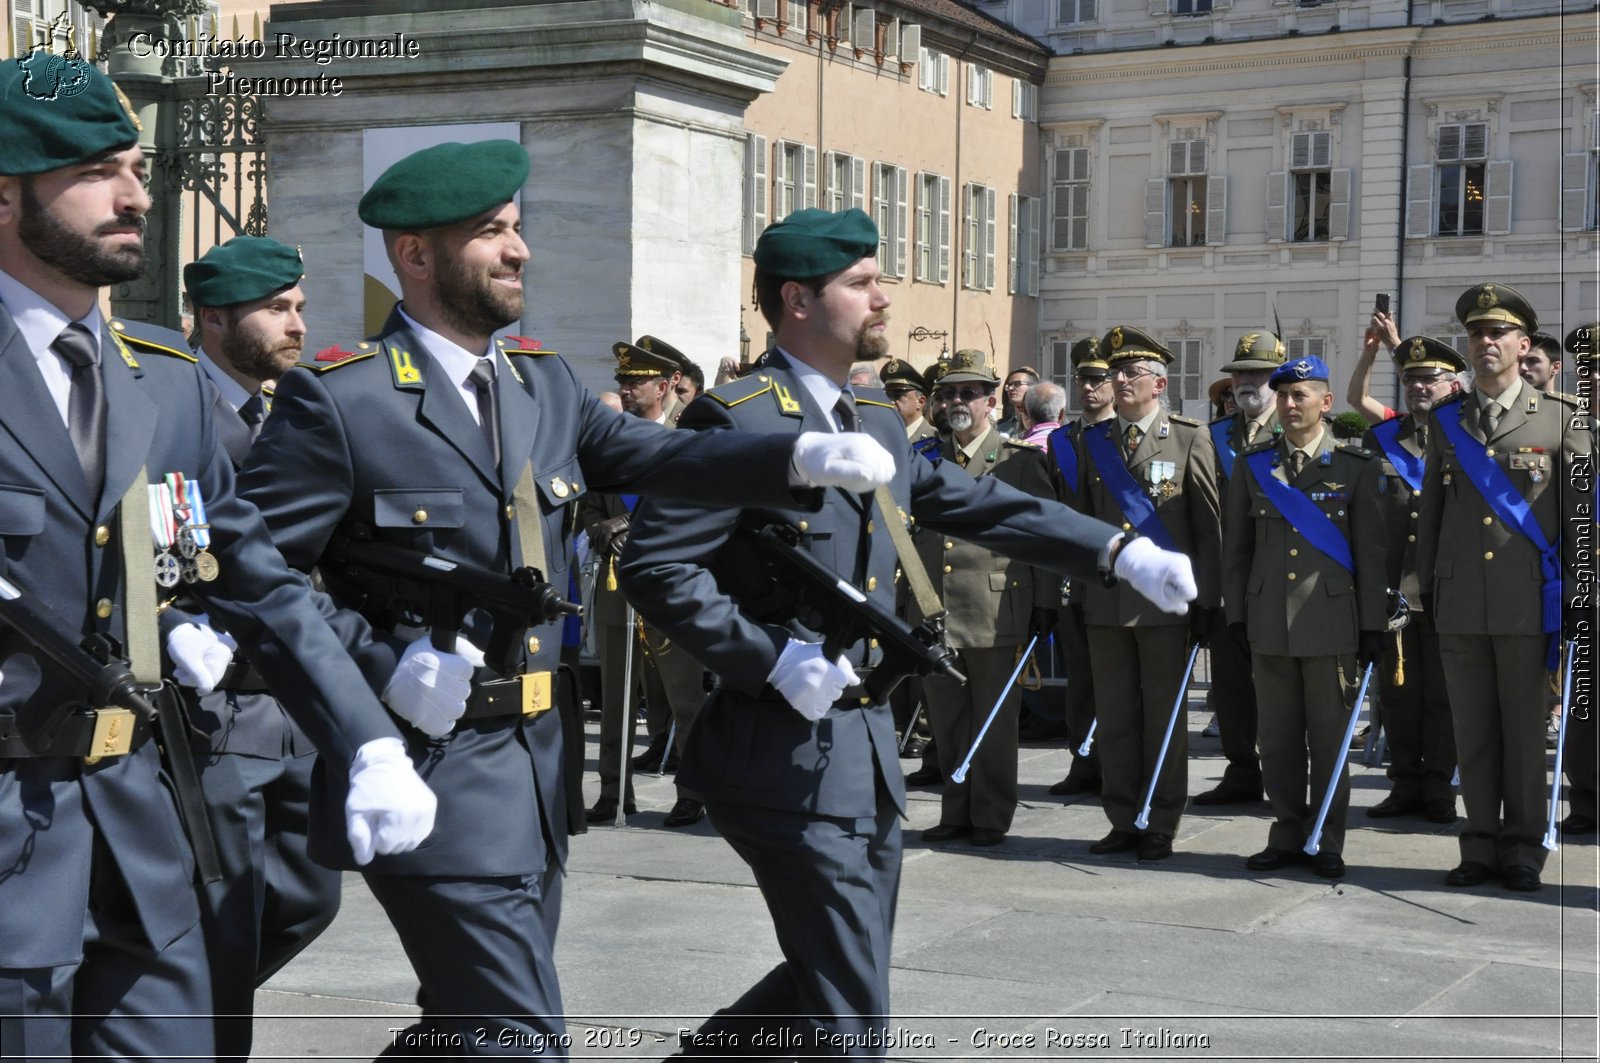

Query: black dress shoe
left=1366, top=793, right=1423, bottom=819
left=1424, top=800, right=1459, bottom=824
left=1048, top=774, right=1100, bottom=796
left=1502, top=865, right=1542, bottom=892
left=630, top=733, right=668, bottom=772
left=1137, top=832, right=1174, bottom=861
left=1444, top=861, right=1498, bottom=887
left=905, top=766, right=943, bottom=786
left=1088, top=829, right=1141, bottom=855
left=922, top=823, right=970, bottom=843
left=662, top=798, right=705, bottom=828
left=1311, top=852, right=1346, bottom=879
left=970, top=828, right=1006, bottom=847
left=585, top=797, right=637, bottom=823
left=1562, top=813, right=1597, bottom=835
left=1245, top=847, right=1302, bottom=871
left=898, top=737, right=927, bottom=760
left=1192, top=783, right=1264, bottom=806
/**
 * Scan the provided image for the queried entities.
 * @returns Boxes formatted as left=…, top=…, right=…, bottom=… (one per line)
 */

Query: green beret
left=1456, top=282, right=1537, bottom=333
left=184, top=236, right=304, bottom=309
left=880, top=358, right=925, bottom=393
left=359, top=140, right=529, bottom=230
left=1395, top=335, right=1468, bottom=375
left=0, top=52, right=139, bottom=176
left=1223, top=331, right=1287, bottom=372
left=613, top=335, right=687, bottom=378
left=1101, top=325, right=1171, bottom=366
left=939, top=348, right=999, bottom=386
left=753, top=208, right=879, bottom=279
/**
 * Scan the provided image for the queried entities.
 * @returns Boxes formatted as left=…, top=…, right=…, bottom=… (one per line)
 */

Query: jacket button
left=1287, top=573, right=1297, bottom=581
left=1121, top=523, right=1131, bottom=531
left=1410, top=512, right=1419, bottom=520
left=1484, top=551, right=1494, bottom=560
left=1408, top=534, right=1416, bottom=543
left=412, top=509, right=428, bottom=524
left=1482, top=516, right=1493, bottom=526
left=94, top=525, right=110, bottom=546
left=95, top=598, right=113, bottom=619
left=527, top=636, right=541, bottom=653
left=1485, top=448, right=1495, bottom=457
left=944, top=541, right=954, bottom=550
left=866, top=520, right=875, bottom=534
left=869, top=638, right=879, bottom=649
left=867, top=576, right=877, bottom=591
left=505, top=505, right=515, bottom=520
left=798, top=520, right=809, bottom=532
left=943, top=565, right=952, bottom=574
left=1289, top=548, right=1298, bottom=557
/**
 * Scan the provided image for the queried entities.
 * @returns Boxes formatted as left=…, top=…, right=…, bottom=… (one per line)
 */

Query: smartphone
left=1375, top=293, right=1390, bottom=315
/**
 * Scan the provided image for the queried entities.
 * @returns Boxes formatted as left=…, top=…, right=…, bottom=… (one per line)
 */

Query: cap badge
left=1478, top=285, right=1498, bottom=310
left=1292, top=360, right=1312, bottom=379
left=1109, top=327, right=1124, bottom=351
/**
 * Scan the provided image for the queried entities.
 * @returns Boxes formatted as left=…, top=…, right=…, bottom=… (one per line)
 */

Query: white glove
left=1114, top=537, right=1198, bottom=616
left=381, top=634, right=486, bottom=737
left=768, top=638, right=860, bottom=722
left=791, top=431, right=896, bottom=493
left=166, top=616, right=238, bottom=696
left=345, top=737, right=437, bottom=865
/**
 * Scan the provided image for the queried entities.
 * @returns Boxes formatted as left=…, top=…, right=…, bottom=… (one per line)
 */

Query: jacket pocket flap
left=373, top=488, right=465, bottom=529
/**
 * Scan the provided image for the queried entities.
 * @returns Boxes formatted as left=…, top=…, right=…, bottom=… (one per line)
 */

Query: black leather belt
left=0, top=708, right=153, bottom=761
left=217, top=659, right=269, bottom=693
left=461, top=671, right=555, bottom=721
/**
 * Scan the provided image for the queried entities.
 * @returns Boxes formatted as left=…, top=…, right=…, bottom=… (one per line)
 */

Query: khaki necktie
left=1245, top=420, right=1260, bottom=446
left=1288, top=450, right=1307, bottom=478
left=1482, top=401, right=1502, bottom=439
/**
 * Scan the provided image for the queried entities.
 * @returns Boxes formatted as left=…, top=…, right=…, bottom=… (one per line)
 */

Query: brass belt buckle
left=521, top=671, right=553, bottom=716
left=84, top=707, right=136, bottom=765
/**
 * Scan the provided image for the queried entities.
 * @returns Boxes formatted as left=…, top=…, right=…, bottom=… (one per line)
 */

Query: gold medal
left=195, top=550, right=220, bottom=582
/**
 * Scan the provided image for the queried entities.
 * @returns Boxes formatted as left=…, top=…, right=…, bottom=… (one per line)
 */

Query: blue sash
left=1435, top=400, right=1563, bottom=662
left=1369, top=416, right=1424, bottom=494
left=621, top=493, right=640, bottom=512
left=1210, top=419, right=1238, bottom=480
left=1047, top=424, right=1078, bottom=494
left=1082, top=421, right=1177, bottom=552
left=911, top=435, right=942, bottom=466
left=1243, top=448, right=1354, bottom=572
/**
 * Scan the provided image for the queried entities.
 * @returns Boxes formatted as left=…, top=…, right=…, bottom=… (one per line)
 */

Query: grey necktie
left=1483, top=401, right=1502, bottom=439
left=53, top=323, right=104, bottom=498
left=238, top=393, right=267, bottom=443
left=834, top=392, right=859, bottom=433
left=1415, top=423, right=1428, bottom=451
left=468, top=358, right=500, bottom=467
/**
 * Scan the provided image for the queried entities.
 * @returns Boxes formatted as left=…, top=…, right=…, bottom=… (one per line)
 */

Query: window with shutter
left=1057, top=0, right=1097, bottom=24
left=1168, top=339, right=1204, bottom=416
left=1009, top=195, right=1040, bottom=297
left=773, top=141, right=812, bottom=223
left=1288, top=132, right=1334, bottom=243
left=1051, top=147, right=1090, bottom=251
left=1286, top=337, right=1325, bottom=360
left=873, top=162, right=907, bottom=279
left=966, top=65, right=992, bottom=110
left=825, top=151, right=865, bottom=214
left=916, top=172, right=943, bottom=282
left=743, top=133, right=768, bottom=255
left=1434, top=123, right=1489, bottom=238
left=785, top=0, right=808, bottom=36
left=1172, top=0, right=1212, bottom=16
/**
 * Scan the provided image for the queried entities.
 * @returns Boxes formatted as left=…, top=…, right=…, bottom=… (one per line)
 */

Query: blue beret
left=184, top=236, right=304, bottom=308
left=753, top=208, right=879, bottom=278
left=0, top=51, right=139, bottom=176
left=1269, top=355, right=1331, bottom=390
left=358, top=140, right=529, bottom=230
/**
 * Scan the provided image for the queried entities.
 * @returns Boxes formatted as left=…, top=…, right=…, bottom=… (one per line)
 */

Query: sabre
left=659, top=717, right=677, bottom=778
left=1077, top=718, right=1097, bottom=757
left=1542, top=639, right=1579, bottom=851
left=1133, top=641, right=1201, bottom=831
left=608, top=604, right=640, bottom=827
left=898, top=698, right=925, bottom=755
left=1304, top=660, right=1375, bottom=856
left=951, top=636, right=1037, bottom=785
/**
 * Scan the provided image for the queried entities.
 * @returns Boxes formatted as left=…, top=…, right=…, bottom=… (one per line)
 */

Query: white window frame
left=963, top=182, right=997, bottom=291
left=1008, top=193, right=1040, bottom=297
left=1012, top=79, right=1038, bottom=122
left=1166, top=338, right=1204, bottom=417
left=873, top=161, right=908, bottom=279
left=1172, top=0, right=1212, bottom=15
left=918, top=47, right=949, bottom=94
left=785, top=0, right=808, bottom=36
left=824, top=151, right=867, bottom=214
left=914, top=171, right=952, bottom=284
left=1052, top=146, right=1091, bottom=251
left=772, top=140, right=817, bottom=223
left=1286, top=337, right=1326, bottom=360
left=966, top=65, right=993, bottom=110
left=1057, top=0, right=1098, bottom=25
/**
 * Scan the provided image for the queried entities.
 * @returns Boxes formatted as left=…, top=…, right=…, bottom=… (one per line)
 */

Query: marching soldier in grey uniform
left=1198, top=331, right=1286, bottom=806
left=1417, top=284, right=1590, bottom=892
left=0, top=60, right=434, bottom=1059
left=1071, top=327, right=1222, bottom=863
left=238, top=142, right=895, bottom=1053
left=916, top=351, right=1057, bottom=846
left=1362, top=337, right=1464, bottom=825
left=582, top=336, right=709, bottom=827
left=619, top=208, right=1198, bottom=1056
left=1559, top=323, right=1596, bottom=836
left=1046, top=337, right=1114, bottom=798
left=1226, top=356, right=1387, bottom=879
left=176, top=236, right=344, bottom=1059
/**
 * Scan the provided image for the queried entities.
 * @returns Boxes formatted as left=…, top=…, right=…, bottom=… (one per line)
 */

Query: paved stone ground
left=252, top=701, right=1599, bottom=1061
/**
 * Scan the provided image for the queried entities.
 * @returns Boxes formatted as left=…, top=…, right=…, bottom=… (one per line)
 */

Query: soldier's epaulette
left=1546, top=390, right=1584, bottom=409
left=307, top=342, right=377, bottom=372
left=1003, top=437, right=1043, bottom=450
left=704, top=373, right=773, bottom=409
left=498, top=335, right=555, bottom=357
left=110, top=321, right=196, bottom=363
left=853, top=385, right=893, bottom=409
left=1336, top=443, right=1376, bottom=459
left=1240, top=439, right=1276, bottom=455
left=1169, top=413, right=1203, bottom=427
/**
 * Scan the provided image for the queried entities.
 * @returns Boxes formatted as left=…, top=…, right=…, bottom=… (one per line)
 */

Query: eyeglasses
left=1074, top=373, right=1110, bottom=386
left=1003, top=380, right=1032, bottom=390
left=1110, top=366, right=1156, bottom=381
left=933, top=387, right=991, bottom=403
left=885, top=387, right=920, bottom=399
left=1403, top=374, right=1447, bottom=388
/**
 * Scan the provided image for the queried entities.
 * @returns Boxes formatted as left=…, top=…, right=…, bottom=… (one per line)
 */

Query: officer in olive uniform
left=1417, top=284, right=1591, bottom=893
left=582, top=336, right=708, bottom=828
left=238, top=147, right=896, bottom=1052
left=619, top=209, right=1198, bottom=1056
left=177, top=236, right=343, bottom=1059
left=0, top=61, right=434, bottom=1059
left=1070, top=326, right=1223, bottom=863
left=1199, top=332, right=1287, bottom=805
left=1045, top=337, right=1114, bottom=797
left=882, top=356, right=938, bottom=444
left=1226, top=356, right=1387, bottom=879
left=1361, top=337, right=1465, bottom=825
left=1558, top=323, right=1597, bottom=836
left=915, top=351, right=1058, bottom=846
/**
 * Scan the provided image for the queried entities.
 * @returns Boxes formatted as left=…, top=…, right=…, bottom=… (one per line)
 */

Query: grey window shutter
left=938, top=175, right=952, bottom=283
left=802, top=145, right=818, bottom=210
left=1327, top=168, right=1351, bottom=241
left=1404, top=164, right=1434, bottom=238
left=1205, top=175, right=1227, bottom=246
left=983, top=186, right=997, bottom=290
left=1027, top=197, right=1040, bottom=295
left=1144, top=178, right=1167, bottom=248
left=1484, top=159, right=1512, bottom=235
left=1008, top=193, right=1019, bottom=294
left=894, top=166, right=909, bottom=277
left=851, top=156, right=867, bottom=212
left=1560, top=152, right=1591, bottom=232
left=1265, top=170, right=1287, bottom=243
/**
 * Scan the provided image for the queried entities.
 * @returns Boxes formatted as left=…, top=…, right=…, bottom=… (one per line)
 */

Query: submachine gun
left=324, top=532, right=581, bottom=675
left=746, top=523, right=965, bottom=704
